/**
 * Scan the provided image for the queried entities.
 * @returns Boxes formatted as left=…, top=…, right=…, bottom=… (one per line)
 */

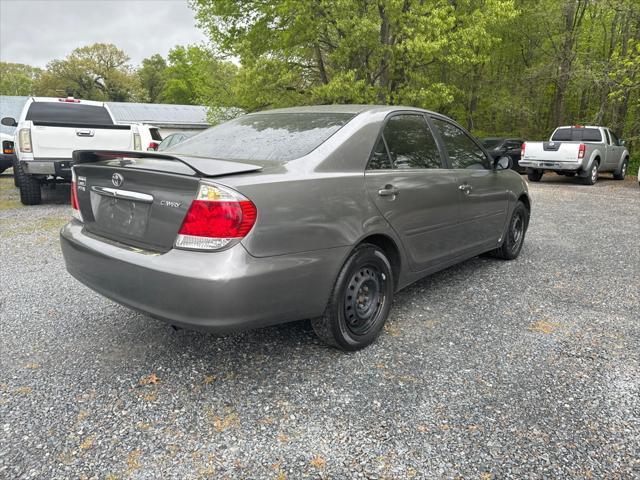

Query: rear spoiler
left=72, top=150, right=263, bottom=177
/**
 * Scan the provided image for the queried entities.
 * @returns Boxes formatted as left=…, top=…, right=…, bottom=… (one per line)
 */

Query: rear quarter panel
left=220, top=111, right=402, bottom=258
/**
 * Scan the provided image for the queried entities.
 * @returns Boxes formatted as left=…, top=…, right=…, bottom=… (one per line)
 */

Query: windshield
left=168, top=112, right=355, bottom=161
left=26, top=102, right=113, bottom=125
left=551, top=128, right=602, bottom=142
left=481, top=139, right=502, bottom=149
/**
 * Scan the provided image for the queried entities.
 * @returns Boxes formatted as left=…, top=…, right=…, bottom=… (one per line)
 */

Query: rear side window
left=381, top=114, right=442, bottom=169
left=25, top=102, right=113, bottom=125
left=150, top=128, right=162, bottom=141
left=368, top=136, right=392, bottom=169
left=431, top=118, right=490, bottom=170
left=551, top=128, right=602, bottom=142
left=171, top=112, right=354, bottom=162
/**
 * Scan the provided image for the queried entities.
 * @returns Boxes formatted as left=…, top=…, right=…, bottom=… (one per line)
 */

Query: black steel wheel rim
left=510, top=212, right=524, bottom=249
left=344, top=264, right=385, bottom=335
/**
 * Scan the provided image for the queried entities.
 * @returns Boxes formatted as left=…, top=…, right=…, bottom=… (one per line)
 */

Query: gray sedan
left=61, top=105, right=531, bottom=350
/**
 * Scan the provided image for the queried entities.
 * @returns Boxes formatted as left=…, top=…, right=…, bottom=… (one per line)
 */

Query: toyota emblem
left=112, top=172, right=124, bottom=187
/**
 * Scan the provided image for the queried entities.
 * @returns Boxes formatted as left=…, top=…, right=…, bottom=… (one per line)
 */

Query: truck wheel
left=15, top=162, right=42, bottom=205
left=583, top=161, right=599, bottom=186
left=527, top=169, right=543, bottom=182
left=490, top=201, right=529, bottom=260
left=311, top=243, right=394, bottom=351
left=12, top=157, right=20, bottom=187
left=613, top=158, right=628, bottom=180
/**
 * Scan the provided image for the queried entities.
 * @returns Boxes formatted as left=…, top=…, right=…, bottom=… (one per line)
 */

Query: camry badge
left=112, top=172, right=124, bottom=187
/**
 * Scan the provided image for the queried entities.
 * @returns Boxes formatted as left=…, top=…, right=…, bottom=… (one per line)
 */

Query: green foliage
left=191, top=0, right=517, bottom=111
left=629, top=153, right=640, bottom=177
left=138, top=54, right=167, bottom=103
left=160, top=45, right=238, bottom=106
left=0, top=63, right=42, bottom=96
left=34, top=43, right=140, bottom=101
left=190, top=0, right=639, bottom=153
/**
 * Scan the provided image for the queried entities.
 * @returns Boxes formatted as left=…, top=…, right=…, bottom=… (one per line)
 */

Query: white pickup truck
left=1, top=97, right=146, bottom=205
left=520, top=125, right=630, bottom=185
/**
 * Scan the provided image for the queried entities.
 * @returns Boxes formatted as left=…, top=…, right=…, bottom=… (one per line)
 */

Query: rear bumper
left=60, top=221, right=348, bottom=332
left=519, top=159, right=586, bottom=172
left=21, top=158, right=73, bottom=179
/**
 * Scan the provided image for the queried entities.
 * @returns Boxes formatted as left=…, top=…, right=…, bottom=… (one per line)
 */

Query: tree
left=161, top=45, right=238, bottom=106
left=35, top=43, right=140, bottom=101
left=138, top=54, right=168, bottom=103
left=191, top=0, right=518, bottom=111
left=0, top=63, right=42, bottom=96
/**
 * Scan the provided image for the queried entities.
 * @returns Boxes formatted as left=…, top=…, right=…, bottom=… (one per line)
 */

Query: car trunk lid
left=73, top=150, right=262, bottom=252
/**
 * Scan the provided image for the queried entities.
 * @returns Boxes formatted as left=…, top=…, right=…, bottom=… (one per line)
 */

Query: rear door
left=26, top=101, right=133, bottom=159
left=430, top=116, right=508, bottom=251
left=364, top=113, right=461, bottom=272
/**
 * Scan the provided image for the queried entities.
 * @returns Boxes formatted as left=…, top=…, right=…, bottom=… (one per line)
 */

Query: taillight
left=175, top=182, right=257, bottom=251
left=578, top=143, right=585, bottom=159
left=2, top=141, right=13, bottom=154
left=18, top=128, right=32, bottom=153
left=148, top=141, right=159, bottom=150
left=58, top=97, right=80, bottom=103
left=521, top=142, right=525, bottom=159
left=133, top=133, right=142, bottom=150
left=70, top=168, right=83, bottom=222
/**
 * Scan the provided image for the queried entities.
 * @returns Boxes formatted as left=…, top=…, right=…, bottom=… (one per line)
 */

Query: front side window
left=381, top=114, right=442, bottom=169
left=610, top=130, right=620, bottom=146
left=431, top=118, right=490, bottom=169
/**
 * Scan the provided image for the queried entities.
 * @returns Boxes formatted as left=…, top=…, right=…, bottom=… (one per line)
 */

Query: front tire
left=312, top=244, right=394, bottom=351
left=15, top=161, right=42, bottom=205
left=490, top=201, right=529, bottom=260
left=613, top=158, right=628, bottom=180
left=527, top=169, right=543, bottom=182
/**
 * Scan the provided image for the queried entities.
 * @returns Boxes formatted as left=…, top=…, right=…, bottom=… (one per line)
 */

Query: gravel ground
left=1, top=173, right=639, bottom=479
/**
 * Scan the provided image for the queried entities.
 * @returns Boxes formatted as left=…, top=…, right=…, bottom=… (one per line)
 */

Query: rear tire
left=15, top=162, right=42, bottom=205
left=490, top=201, right=529, bottom=260
left=582, top=161, right=599, bottom=185
left=527, top=169, right=543, bottom=182
left=312, top=244, right=394, bottom=351
left=613, top=158, right=628, bottom=180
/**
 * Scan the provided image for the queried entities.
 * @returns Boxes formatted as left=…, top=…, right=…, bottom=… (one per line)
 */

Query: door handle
left=378, top=185, right=399, bottom=197
left=76, top=129, right=95, bottom=137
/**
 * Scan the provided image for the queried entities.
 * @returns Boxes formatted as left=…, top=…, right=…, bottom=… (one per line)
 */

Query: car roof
left=248, top=104, right=435, bottom=116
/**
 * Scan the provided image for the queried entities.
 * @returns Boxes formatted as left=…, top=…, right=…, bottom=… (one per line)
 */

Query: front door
left=430, top=117, right=509, bottom=252
left=364, top=114, right=461, bottom=272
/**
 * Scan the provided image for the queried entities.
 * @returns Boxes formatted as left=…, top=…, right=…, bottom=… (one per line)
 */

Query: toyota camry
left=61, top=105, right=531, bottom=350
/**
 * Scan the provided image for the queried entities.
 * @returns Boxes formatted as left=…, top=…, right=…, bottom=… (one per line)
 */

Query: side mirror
left=1, top=117, right=17, bottom=127
left=494, top=156, right=512, bottom=171
left=619, top=139, right=625, bottom=146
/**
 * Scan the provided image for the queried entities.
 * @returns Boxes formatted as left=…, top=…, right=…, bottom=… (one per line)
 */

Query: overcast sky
left=0, top=0, right=209, bottom=68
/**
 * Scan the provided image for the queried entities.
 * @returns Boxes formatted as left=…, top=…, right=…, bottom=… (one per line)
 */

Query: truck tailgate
left=523, top=141, right=580, bottom=162
left=31, top=123, right=133, bottom=159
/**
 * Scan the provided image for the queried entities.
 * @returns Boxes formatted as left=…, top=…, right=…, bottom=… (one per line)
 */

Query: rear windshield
left=167, top=112, right=355, bottom=161
left=551, top=128, right=602, bottom=142
left=26, top=102, right=113, bottom=125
